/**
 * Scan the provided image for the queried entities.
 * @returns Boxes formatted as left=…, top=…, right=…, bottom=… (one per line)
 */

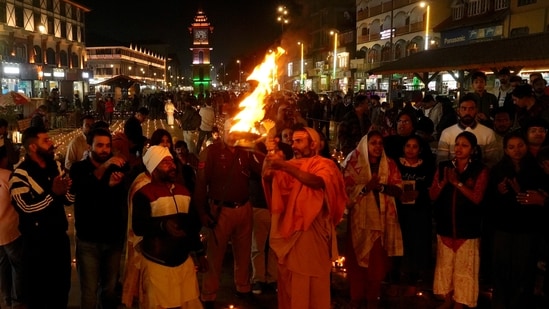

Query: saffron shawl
left=341, top=135, right=403, bottom=267
left=264, top=155, right=348, bottom=240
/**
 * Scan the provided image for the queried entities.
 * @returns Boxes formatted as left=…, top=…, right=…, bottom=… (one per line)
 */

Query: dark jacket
left=10, top=156, right=73, bottom=236
left=488, top=154, right=546, bottom=233
left=124, top=116, right=145, bottom=154
left=69, top=158, right=127, bottom=244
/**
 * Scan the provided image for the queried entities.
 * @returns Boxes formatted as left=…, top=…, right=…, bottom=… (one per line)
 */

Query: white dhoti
left=140, top=256, right=203, bottom=309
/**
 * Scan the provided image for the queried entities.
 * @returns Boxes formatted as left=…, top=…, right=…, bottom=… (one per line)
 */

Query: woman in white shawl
left=341, top=130, right=404, bottom=309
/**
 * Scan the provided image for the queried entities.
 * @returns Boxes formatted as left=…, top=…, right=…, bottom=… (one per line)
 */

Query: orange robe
left=263, top=155, right=347, bottom=309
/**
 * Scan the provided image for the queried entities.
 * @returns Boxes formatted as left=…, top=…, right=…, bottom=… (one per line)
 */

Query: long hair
left=455, top=131, right=484, bottom=180
left=150, top=129, right=173, bottom=149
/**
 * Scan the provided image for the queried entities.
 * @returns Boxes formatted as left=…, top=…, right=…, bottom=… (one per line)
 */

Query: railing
left=409, top=21, right=425, bottom=33
left=358, top=22, right=424, bottom=44
left=357, top=9, right=368, bottom=21
left=370, top=4, right=382, bottom=16
left=394, top=25, right=409, bottom=36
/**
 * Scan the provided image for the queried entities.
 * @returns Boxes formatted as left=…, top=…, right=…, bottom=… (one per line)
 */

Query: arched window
left=60, top=50, right=68, bottom=66
left=71, top=52, right=79, bottom=68
left=46, top=48, right=56, bottom=65
left=33, top=45, right=42, bottom=63
left=381, top=45, right=391, bottom=62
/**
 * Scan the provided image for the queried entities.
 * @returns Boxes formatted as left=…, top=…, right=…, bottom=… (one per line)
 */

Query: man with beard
left=492, top=107, right=515, bottom=162
left=437, top=93, right=499, bottom=168
left=9, top=126, right=74, bottom=308
left=132, top=145, right=207, bottom=309
left=69, top=128, right=127, bottom=309
left=262, top=127, right=347, bottom=309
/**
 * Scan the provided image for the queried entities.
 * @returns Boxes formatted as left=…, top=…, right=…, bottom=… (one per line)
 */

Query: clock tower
left=189, top=9, right=213, bottom=96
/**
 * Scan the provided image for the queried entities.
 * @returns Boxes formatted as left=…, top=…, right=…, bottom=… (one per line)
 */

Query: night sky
left=79, top=0, right=295, bottom=73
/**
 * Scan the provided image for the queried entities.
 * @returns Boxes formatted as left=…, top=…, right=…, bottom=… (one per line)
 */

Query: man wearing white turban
left=132, top=145, right=208, bottom=309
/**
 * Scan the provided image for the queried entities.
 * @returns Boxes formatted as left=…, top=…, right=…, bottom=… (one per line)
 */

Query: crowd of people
left=1, top=70, right=549, bottom=309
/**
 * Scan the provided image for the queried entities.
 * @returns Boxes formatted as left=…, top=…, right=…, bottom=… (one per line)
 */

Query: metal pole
left=332, top=32, right=338, bottom=91
left=387, top=0, right=394, bottom=105
left=425, top=4, right=430, bottom=50
left=300, top=42, right=304, bottom=91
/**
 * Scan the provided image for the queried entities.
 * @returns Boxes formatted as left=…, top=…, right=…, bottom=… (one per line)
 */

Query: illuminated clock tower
left=189, top=9, right=213, bottom=96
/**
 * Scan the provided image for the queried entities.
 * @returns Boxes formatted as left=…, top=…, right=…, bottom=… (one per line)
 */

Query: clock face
left=194, top=29, right=207, bottom=41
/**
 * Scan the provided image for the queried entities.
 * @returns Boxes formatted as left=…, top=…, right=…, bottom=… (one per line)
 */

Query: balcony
left=370, top=4, right=382, bottom=16
left=393, top=0, right=411, bottom=10
left=394, top=25, right=409, bottom=36
left=358, top=22, right=426, bottom=44
left=357, top=9, right=368, bottom=21
left=409, top=21, right=425, bottom=33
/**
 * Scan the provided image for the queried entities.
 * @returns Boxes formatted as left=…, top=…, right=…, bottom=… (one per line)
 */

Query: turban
left=142, top=145, right=172, bottom=174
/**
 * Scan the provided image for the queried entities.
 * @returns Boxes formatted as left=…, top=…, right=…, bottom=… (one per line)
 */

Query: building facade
left=86, top=45, right=166, bottom=99
left=355, top=0, right=549, bottom=100
left=0, top=0, right=91, bottom=105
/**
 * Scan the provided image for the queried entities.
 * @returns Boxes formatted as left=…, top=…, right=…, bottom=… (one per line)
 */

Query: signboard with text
left=441, top=25, right=503, bottom=47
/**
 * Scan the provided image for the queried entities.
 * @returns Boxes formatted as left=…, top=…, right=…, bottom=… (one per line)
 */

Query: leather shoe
left=203, top=300, right=215, bottom=309
left=234, top=291, right=253, bottom=299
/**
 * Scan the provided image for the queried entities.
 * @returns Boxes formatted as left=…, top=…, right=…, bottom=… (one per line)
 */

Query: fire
left=230, top=47, right=285, bottom=134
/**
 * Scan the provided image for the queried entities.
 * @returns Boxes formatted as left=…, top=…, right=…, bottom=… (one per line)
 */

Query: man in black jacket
left=69, top=128, right=128, bottom=309
left=123, top=107, right=149, bottom=156
left=10, top=126, right=74, bottom=308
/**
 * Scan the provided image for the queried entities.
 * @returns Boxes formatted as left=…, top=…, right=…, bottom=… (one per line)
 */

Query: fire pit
left=229, top=131, right=262, bottom=149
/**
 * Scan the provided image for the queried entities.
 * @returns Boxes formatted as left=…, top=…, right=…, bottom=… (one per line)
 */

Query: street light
left=236, top=59, right=241, bottom=87
left=420, top=1, right=431, bottom=50
left=277, top=6, right=289, bottom=33
left=220, top=62, right=225, bottom=85
left=330, top=30, right=338, bottom=90
left=298, top=42, right=304, bottom=91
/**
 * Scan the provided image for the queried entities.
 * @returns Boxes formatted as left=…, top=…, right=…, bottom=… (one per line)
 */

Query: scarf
left=341, top=135, right=403, bottom=267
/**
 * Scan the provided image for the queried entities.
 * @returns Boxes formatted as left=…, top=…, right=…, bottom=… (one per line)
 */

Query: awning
left=95, top=75, right=140, bottom=88
left=369, top=32, right=549, bottom=75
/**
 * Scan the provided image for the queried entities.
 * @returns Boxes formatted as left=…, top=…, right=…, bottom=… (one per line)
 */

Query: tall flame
left=230, top=47, right=286, bottom=133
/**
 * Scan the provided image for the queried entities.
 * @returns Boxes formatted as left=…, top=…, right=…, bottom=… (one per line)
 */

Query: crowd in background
left=1, top=68, right=549, bottom=309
